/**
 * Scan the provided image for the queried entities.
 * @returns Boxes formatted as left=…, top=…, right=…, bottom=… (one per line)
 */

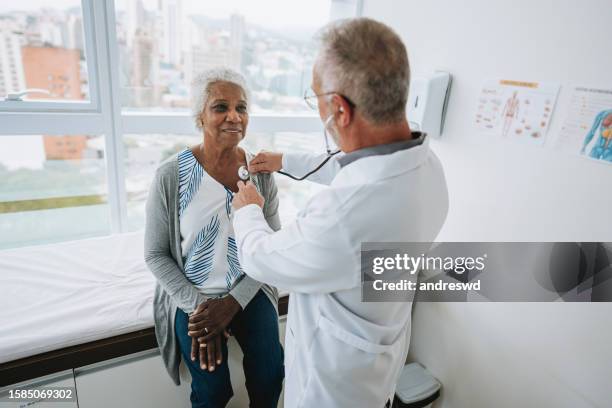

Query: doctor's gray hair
left=316, top=18, right=410, bottom=125
left=191, top=67, right=250, bottom=130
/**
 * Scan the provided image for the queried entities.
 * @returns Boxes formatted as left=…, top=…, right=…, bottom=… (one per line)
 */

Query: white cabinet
left=0, top=370, right=77, bottom=408
left=74, top=319, right=286, bottom=408
left=74, top=351, right=190, bottom=408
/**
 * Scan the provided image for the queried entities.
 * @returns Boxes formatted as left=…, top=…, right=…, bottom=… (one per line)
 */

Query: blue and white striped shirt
left=177, top=149, right=245, bottom=294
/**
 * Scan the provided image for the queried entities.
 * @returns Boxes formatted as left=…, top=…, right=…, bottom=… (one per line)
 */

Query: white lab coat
left=233, top=137, right=449, bottom=407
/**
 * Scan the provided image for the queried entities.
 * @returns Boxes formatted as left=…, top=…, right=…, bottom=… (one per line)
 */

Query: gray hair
left=316, top=18, right=410, bottom=125
left=191, top=67, right=250, bottom=130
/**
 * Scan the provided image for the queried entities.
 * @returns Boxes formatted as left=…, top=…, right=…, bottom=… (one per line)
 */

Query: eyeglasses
left=303, top=88, right=356, bottom=111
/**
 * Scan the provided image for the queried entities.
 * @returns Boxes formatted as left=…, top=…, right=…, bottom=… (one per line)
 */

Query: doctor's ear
left=330, top=93, right=352, bottom=126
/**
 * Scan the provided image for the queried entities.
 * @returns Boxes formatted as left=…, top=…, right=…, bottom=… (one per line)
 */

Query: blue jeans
left=175, top=290, right=284, bottom=408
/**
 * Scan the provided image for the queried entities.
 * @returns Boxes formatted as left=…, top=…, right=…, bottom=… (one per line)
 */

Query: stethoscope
left=237, top=114, right=341, bottom=181
left=237, top=149, right=340, bottom=181
left=236, top=118, right=422, bottom=181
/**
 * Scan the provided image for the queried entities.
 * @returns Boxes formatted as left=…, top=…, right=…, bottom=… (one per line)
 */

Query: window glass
left=124, top=130, right=328, bottom=230
left=0, top=134, right=109, bottom=249
left=0, top=1, right=90, bottom=102
left=114, top=0, right=357, bottom=113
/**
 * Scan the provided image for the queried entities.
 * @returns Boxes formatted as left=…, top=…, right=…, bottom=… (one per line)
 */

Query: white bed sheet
left=0, top=232, right=155, bottom=364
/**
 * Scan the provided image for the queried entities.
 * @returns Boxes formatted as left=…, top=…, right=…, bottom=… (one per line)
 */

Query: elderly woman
left=144, top=68, right=284, bottom=407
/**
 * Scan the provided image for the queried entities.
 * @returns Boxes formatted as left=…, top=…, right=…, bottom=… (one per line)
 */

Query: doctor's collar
left=337, top=132, right=426, bottom=168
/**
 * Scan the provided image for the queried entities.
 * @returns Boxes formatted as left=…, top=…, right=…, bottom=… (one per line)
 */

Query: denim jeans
left=175, top=290, right=284, bottom=408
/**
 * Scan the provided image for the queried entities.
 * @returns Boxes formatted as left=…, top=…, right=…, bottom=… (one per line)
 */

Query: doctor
left=232, top=18, right=448, bottom=407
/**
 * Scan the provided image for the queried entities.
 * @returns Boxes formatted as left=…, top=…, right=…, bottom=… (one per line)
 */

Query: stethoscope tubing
left=277, top=149, right=341, bottom=181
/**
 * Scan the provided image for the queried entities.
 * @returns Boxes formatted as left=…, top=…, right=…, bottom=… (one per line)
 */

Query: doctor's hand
left=248, top=150, right=283, bottom=174
left=232, top=181, right=264, bottom=211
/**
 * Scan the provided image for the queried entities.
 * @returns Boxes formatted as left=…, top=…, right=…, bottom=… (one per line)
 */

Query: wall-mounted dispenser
left=407, top=71, right=452, bottom=138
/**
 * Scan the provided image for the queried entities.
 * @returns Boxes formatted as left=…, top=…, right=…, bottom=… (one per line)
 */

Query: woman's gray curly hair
left=191, top=67, right=250, bottom=130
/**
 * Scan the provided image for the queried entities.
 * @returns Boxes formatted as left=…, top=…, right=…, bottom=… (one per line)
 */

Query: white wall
left=362, top=1, right=612, bottom=407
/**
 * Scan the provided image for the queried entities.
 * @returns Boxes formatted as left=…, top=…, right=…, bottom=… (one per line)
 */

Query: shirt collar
left=337, top=132, right=427, bottom=168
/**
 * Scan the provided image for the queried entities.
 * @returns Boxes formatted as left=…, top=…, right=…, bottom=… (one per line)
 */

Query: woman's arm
left=262, top=172, right=281, bottom=231
left=144, top=167, right=204, bottom=314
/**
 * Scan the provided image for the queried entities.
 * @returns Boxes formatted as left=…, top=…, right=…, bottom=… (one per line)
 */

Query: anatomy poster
left=554, top=86, right=612, bottom=164
left=474, top=79, right=560, bottom=145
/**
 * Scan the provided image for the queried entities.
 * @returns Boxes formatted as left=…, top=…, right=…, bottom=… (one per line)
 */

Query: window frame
left=0, top=0, right=363, bottom=248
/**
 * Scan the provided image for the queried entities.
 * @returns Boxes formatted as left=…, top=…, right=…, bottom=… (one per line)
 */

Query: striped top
left=177, top=149, right=245, bottom=295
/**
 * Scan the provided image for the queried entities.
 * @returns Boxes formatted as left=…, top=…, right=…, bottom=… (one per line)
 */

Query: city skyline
left=1, top=0, right=353, bottom=113
left=0, top=0, right=331, bottom=168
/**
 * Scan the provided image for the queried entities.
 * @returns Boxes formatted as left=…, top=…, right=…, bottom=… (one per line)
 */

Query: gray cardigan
left=144, top=151, right=280, bottom=385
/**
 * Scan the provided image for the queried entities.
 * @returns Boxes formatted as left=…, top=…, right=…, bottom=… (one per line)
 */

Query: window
left=0, top=134, right=109, bottom=249
left=0, top=0, right=360, bottom=249
left=117, top=0, right=359, bottom=233
left=0, top=0, right=96, bottom=110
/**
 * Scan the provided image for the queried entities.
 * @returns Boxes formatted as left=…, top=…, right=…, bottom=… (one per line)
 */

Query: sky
left=2, top=0, right=339, bottom=32
left=1, top=0, right=362, bottom=46
left=0, top=0, right=81, bottom=12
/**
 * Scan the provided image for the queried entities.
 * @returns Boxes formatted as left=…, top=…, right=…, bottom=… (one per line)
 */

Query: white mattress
left=0, top=232, right=155, bottom=364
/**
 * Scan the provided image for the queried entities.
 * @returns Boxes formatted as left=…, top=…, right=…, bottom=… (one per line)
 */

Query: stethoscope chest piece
left=238, top=165, right=250, bottom=181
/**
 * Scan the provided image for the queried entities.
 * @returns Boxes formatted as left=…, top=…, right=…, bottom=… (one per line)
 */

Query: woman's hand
left=188, top=295, right=241, bottom=343
left=191, top=335, right=224, bottom=372
left=248, top=150, right=283, bottom=174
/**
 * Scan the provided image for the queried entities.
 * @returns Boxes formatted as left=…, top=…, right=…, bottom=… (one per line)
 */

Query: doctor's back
left=281, top=136, right=448, bottom=407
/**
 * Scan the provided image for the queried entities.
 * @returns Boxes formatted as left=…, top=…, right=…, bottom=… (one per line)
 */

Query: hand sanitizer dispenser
left=407, top=72, right=452, bottom=138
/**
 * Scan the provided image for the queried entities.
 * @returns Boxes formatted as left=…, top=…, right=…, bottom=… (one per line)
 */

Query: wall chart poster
left=554, top=86, right=612, bottom=164
left=474, top=79, right=560, bottom=145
